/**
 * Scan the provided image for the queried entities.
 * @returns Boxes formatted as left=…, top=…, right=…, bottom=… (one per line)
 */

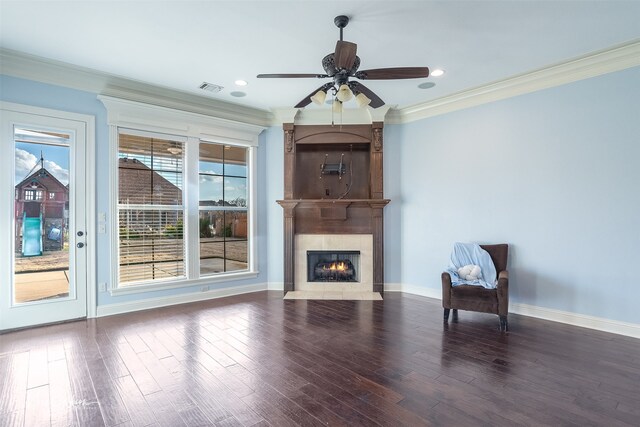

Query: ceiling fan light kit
left=310, top=90, right=327, bottom=105
left=336, top=84, right=354, bottom=102
left=257, top=15, right=429, bottom=109
left=355, top=92, right=371, bottom=108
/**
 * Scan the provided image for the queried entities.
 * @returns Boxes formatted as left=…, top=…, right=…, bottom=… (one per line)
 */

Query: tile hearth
left=283, top=291, right=382, bottom=300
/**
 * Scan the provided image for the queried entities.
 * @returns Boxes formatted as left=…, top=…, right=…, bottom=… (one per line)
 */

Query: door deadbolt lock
left=77, top=231, right=84, bottom=237
left=76, top=242, right=85, bottom=248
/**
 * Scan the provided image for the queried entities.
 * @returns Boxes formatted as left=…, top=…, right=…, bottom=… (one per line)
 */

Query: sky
left=15, top=141, right=70, bottom=186
left=199, top=174, right=246, bottom=204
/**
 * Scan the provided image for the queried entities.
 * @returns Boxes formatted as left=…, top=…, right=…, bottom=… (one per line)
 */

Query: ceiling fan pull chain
left=331, top=97, right=335, bottom=126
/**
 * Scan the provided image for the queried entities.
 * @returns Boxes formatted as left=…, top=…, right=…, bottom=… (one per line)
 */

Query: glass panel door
left=14, top=128, right=72, bottom=303
left=1, top=109, right=87, bottom=331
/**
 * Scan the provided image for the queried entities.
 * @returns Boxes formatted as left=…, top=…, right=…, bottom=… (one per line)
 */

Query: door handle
left=77, top=242, right=85, bottom=248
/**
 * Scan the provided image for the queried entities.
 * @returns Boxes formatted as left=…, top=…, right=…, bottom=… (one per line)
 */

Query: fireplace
left=307, top=250, right=360, bottom=283
left=277, top=123, right=389, bottom=293
left=294, top=234, right=373, bottom=292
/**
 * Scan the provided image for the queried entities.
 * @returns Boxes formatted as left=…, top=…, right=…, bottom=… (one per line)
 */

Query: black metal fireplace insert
left=307, top=250, right=360, bottom=282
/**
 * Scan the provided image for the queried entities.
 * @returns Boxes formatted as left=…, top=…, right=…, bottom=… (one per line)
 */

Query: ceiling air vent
left=199, top=82, right=224, bottom=93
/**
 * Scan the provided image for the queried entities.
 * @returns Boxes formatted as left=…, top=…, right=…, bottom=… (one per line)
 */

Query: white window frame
left=99, top=96, right=264, bottom=296
left=197, top=140, right=251, bottom=277
left=117, top=128, right=188, bottom=285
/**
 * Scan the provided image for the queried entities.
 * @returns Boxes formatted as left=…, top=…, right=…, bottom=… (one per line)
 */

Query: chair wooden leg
left=499, top=315, right=508, bottom=332
left=443, top=308, right=450, bottom=322
left=452, top=309, right=459, bottom=322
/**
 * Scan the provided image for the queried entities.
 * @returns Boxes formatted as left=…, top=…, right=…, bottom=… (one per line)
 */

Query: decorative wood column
left=370, top=122, right=384, bottom=200
left=283, top=123, right=295, bottom=199
left=278, top=200, right=299, bottom=292
left=371, top=122, right=385, bottom=292
left=370, top=201, right=386, bottom=293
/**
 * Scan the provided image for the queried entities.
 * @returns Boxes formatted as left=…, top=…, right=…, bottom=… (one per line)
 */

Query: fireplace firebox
left=307, top=250, right=360, bottom=283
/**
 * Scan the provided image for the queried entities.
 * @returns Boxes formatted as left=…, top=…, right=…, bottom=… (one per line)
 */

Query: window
left=117, top=131, right=185, bottom=285
left=199, top=143, right=248, bottom=275
left=24, top=189, right=43, bottom=200
left=49, top=192, right=55, bottom=199
left=102, top=94, right=263, bottom=293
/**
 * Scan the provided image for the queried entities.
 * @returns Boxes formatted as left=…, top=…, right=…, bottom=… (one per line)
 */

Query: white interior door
left=1, top=105, right=90, bottom=330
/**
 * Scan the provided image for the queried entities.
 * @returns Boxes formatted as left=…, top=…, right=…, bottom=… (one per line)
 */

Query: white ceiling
left=1, top=1, right=639, bottom=112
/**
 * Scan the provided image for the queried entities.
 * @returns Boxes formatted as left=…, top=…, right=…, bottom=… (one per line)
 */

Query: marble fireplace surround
left=295, top=234, right=373, bottom=292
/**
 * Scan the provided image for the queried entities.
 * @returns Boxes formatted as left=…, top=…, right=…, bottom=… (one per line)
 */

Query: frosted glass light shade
left=310, top=90, right=327, bottom=105
left=355, top=92, right=371, bottom=108
left=336, top=84, right=353, bottom=102
left=332, top=99, right=343, bottom=113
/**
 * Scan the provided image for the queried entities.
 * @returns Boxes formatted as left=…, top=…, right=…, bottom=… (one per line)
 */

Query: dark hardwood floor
left=1, top=291, right=639, bottom=426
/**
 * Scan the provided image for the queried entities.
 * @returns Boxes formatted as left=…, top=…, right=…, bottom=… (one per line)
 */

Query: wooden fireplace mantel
left=278, top=123, right=388, bottom=293
left=276, top=199, right=391, bottom=208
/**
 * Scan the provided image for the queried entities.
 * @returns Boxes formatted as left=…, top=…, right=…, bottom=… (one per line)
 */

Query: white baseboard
left=509, top=302, right=640, bottom=340
left=267, top=281, right=284, bottom=291
left=382, top=282, right=402, bottom=292
left=386, top=283, right=441, bottom=299
left=396, top=284, right=640, bottom=339
left=96, top=283, right=268, bottom=318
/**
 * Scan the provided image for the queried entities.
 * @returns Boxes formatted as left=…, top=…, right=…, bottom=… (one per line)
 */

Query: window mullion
left=185, top=136, right=200, bottom=280
left=248, top=145, right=257, bottom=272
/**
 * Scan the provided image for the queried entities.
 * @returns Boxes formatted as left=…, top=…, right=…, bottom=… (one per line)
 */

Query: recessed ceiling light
left=230, top=91, right=246, bottom=97
left=430, top=69, right=445, bottom=77
left=418, top=82, right=436, bottom=89
left=234, top=80, right=248, bottom=86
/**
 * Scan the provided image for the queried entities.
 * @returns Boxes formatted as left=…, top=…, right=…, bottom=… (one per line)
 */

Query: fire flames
left=323, top=261, right=347, bottom=271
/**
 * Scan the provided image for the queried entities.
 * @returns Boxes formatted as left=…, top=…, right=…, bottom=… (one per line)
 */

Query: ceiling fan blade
left=257, top=73, right=328, bottom=78
left=294, top=84, right=331, bottom=109
left=334, top=40, right=357, bottom=70
left=355, top=67, right=429, bottom=80
left=350, top=82, right=385, bottom=108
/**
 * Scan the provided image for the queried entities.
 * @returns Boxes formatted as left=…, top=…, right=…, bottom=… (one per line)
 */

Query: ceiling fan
left=257, top=15, right=430, bottom=109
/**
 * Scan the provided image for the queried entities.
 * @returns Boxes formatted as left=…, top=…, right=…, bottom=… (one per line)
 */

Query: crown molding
left=387, top=39, right=640, bottom=124
left=3, top=40, right=638, bottom=128
left=0, top=48, right=273, bottom=127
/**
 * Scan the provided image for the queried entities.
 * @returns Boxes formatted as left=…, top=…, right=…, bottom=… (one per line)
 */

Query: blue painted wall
left=393, top=67, right=640, bottom=323
left=264, top=126, right=284, bottom=285
left=1, top=75, right=269, bottom=307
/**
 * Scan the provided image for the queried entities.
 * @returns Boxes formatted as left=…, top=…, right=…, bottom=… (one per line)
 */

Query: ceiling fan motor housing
left=322, top=54, right=360, bottom=76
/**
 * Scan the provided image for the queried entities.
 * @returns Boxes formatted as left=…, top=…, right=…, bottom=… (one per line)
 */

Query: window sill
left=109, top=271, right=259, bottom=296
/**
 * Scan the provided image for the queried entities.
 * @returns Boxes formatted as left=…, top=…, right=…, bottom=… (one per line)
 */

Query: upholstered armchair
left=441, top=244, right=509, bottom=331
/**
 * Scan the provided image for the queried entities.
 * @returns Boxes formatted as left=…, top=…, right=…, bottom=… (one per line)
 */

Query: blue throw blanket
left=446, top=242, right=497, bottom=289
